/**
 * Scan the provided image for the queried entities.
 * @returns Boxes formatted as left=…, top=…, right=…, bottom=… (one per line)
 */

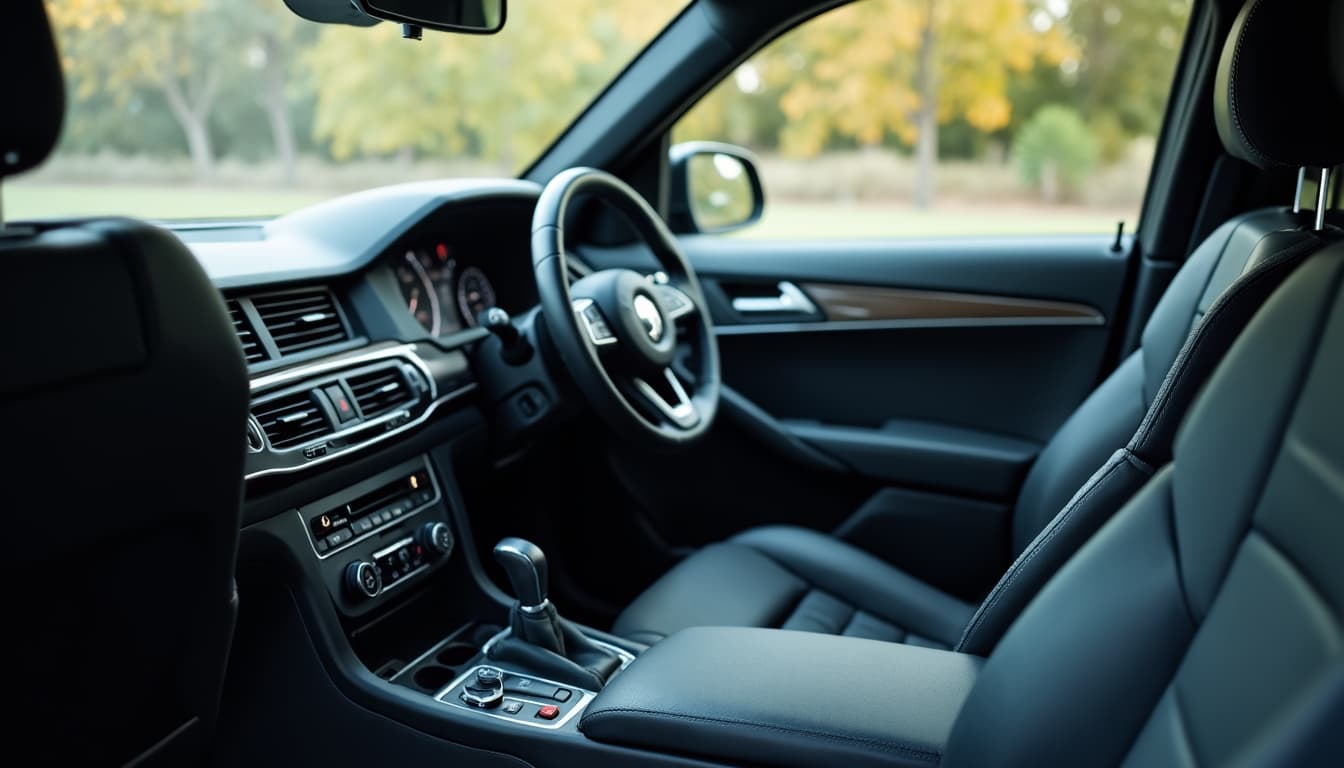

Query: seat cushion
left=613, top=526, right=974, bottom=647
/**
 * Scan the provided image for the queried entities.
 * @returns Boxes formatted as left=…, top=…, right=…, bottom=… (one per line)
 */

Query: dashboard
left=174, top=179, right=567, bottom=482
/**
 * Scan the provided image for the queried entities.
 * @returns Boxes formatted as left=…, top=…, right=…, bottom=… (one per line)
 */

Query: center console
left=234, top=442, right=983, bottom=768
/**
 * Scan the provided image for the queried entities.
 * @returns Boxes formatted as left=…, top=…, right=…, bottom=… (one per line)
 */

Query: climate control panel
left=295, top=456, right=456, bottom=616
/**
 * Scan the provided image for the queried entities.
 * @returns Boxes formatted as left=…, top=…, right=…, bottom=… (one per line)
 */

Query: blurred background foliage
left=18, top=0, right=1192, bottom=225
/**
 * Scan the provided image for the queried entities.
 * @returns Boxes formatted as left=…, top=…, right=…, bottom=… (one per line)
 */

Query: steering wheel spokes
left=630, top=367, right=699, bottom=430
left=533, top=167, right=720, bottom=448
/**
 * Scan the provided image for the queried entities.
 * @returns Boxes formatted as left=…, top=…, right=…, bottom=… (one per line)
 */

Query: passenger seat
left=613, top=0, right=1344, bottom=655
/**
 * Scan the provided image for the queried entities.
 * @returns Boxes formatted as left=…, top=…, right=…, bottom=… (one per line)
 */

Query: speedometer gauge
left=394, top=246, right=459, bottom=336
left=457, top=267, right=497, bottom=327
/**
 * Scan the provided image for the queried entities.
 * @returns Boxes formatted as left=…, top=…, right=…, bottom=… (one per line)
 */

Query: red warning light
left=435, top=243, right=449, bottom=260
left=339, top=398, right=350, bottom=412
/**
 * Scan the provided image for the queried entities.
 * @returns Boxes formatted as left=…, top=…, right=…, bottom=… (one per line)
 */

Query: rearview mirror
left=353, top=0, right=506, bottom=34
left=669, top=142, right=765, bottom=234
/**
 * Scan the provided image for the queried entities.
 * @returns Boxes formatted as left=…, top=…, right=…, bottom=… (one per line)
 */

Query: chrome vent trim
left=227, top=298, right=268, bottom=364
left=348, top=366, right=411, bottom=419
left=252, top=390, right=332, bottom=450
left=253, top=288, right=349, bottom=356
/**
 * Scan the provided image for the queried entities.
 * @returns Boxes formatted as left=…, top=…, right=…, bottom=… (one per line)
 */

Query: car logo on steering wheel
left=633, top=294, right=664, bottom=343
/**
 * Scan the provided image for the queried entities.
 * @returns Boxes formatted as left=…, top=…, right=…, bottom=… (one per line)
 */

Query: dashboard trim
left=246, top=383, right=475, bottom=480
left=250, top=342, right=435, bottom=394
left=247, top=343, right=476, bottom=480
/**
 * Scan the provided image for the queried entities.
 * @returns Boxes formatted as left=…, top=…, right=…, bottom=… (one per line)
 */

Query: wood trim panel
left=799, top=283, right=1104, bottom=324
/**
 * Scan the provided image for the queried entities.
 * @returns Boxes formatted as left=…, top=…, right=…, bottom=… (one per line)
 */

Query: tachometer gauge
left=457, top=266, right=497, bottom=327
left=394, top=246, right=459, bottom=335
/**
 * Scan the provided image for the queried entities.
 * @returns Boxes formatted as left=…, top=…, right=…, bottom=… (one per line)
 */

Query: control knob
left=418, top=521, right=455, bottom=557
left=344, top=560, right=382, bottom=600
left=461, top=666, right=505, bottom=708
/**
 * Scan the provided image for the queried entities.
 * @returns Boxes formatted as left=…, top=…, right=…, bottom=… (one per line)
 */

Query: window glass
left=673, top=0, right=1194, bottom=238
left=8, top=0, right=686, bottom=220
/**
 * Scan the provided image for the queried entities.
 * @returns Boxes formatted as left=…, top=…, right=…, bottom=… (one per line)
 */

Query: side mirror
left=669, top=142, right=765, bottom=234
left=352, top=0, right=506, bottom=34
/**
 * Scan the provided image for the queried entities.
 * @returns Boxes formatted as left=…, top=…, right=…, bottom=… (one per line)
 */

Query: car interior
left=4, top=0, right=1343, bottom=765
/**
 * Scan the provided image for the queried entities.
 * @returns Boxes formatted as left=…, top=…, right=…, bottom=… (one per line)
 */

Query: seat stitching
left=958, top=454, right=1133, bottom=651
left=1228, top=0, right=1270, bottom=165
left=1133, top=236, right=1318, bottom=456
left=582, top=706, right=941, bottom=761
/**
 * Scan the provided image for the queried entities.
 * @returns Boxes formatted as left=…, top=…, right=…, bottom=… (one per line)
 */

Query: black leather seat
left=615, top=0, right=1344, bottom=655
left=2, top=3, right=250, bottom=764
left=944, top=224, right=1344, bottom=767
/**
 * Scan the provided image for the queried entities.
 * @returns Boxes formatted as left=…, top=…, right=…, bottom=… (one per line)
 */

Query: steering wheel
left=532, top=167, right=720, bottom=448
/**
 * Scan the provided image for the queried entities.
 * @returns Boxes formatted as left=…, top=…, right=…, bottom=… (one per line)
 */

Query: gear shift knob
left=493, top=537, right=548, bottom=610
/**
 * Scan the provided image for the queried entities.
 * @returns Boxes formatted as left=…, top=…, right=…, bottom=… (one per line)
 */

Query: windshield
left=9, top=0, right=685, bottom=220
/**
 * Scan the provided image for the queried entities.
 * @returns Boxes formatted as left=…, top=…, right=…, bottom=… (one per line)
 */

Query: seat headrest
left=2, top=2, right=64, bottom=178
left=1215, top=0, right=1344, bottom=169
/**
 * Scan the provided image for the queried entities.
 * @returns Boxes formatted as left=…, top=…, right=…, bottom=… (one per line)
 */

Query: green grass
left=5, top=183, right=331, bottom=221
left=6, top=182, right=1128, bottom=237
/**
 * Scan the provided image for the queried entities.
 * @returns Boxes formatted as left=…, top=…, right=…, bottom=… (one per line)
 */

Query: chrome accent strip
left=519, top=598, right=551, bottom=615
left=249, top=383, right=474, bottom=480
left=715, top=315, right=1106, bottom=336
left=372, top=536, right=416, bottom=560
left=730, top=281, right=818, bottom=315
left=250, top=343, right=435, bottom=395
left=1294, top=166, right=1307, bottom=215
left=1316, top=167, right=1332, bottom=232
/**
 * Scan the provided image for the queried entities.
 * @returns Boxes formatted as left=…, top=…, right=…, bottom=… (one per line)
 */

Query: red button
left=536, top=705, right=559, bottom=720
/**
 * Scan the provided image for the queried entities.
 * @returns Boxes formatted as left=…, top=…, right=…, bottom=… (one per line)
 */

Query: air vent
left=227, top=299, right=268, bottom=364
left=253, top=288, right=348, bottom=357
left=253, top=391, right=331, bottom=450
left=348, top=367, right=413, bottom=419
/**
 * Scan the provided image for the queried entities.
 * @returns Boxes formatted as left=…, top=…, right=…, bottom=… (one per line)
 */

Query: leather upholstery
left=489, top=602, right=624, bottom=690
left=615, top=0, right=1344, bottom=644
left=614, top=526, right=974, bottom=647
left=1214, top=0, right=1344, bottom=169
left=2, top=5, right=250, bottom=764
left=581, top=627, right=982, bottom=768
left=943, top=241, right=1344, bottom=766
left=956, top=220, right=1342, bottom=654
left=614, top=209, right=1327, bottom=652
left=1, top=1, right=63, bottom=177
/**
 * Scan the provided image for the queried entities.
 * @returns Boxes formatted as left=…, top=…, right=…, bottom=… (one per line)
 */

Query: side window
left=673, top=0, right=1194, bottom=238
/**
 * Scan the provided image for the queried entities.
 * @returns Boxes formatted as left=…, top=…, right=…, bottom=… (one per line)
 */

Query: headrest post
left=1293, top=167, right=1307, bottom=214
left=1315, top=167, right=1332, bottom=231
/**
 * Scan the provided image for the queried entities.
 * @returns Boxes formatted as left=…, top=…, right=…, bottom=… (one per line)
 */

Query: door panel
left=578, top=233, right=1132, bottom=598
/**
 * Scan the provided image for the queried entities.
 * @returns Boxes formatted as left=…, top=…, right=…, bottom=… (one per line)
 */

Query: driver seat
left=614, top=0, right=1344, bottom=655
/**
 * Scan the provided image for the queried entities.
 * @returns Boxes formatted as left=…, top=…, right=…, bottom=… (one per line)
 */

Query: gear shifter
left=493, top=537, right=549, bottom=611
left=489, top=537, right=622, bottom=690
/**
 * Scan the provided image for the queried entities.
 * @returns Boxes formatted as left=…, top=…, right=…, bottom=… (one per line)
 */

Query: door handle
left=730, top=281, right=819, bottom=315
